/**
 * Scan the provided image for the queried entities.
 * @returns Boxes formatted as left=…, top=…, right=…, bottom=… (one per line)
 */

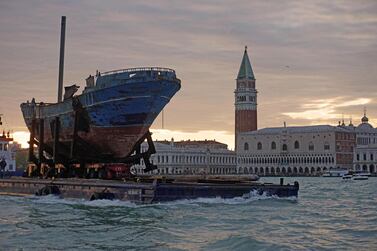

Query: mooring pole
left=143, top=131, right=157, bottom=172
left=28, top=119, right=36, bottom=162
left=57, top=16, right=66, bottom=103
left=37, top=119, right=44, bottom=174
left=70, top=110, right=79, bottom=159
left=53, top=117, right=60, bottom=164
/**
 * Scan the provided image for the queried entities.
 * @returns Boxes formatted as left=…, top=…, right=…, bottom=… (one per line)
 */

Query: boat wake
left=22, top=190, right=297, bottom=209
left=163, top=190, right=297, bottom=206
left=28, top=194, right=139, bottom=208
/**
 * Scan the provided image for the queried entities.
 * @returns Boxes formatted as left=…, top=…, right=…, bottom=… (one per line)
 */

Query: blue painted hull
left=21, top=67, right=181, bottom=158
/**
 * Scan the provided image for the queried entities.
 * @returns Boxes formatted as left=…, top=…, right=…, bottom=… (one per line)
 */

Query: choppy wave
left=160, top=190, right=298, bottom=206
left=20, top=189, right=297, bottom=209
left=1, top=177, right=377, bottom=250
left=28, top=194, right=140, bottom=208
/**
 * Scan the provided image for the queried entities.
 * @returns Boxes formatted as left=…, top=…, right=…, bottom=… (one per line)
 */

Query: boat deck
left=0, top=177, right=299, bottom=204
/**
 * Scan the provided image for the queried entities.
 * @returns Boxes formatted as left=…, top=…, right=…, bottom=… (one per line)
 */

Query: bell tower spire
left=237, top=46, right=255, bottom=80
left=235, top=46, right=257, bottom=150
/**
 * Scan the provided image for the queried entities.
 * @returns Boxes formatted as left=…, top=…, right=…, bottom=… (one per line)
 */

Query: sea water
left=0, top=177, right=376, bottom=250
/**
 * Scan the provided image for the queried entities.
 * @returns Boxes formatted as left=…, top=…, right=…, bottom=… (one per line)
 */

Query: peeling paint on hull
left=20, top=68, right=181, bottom=158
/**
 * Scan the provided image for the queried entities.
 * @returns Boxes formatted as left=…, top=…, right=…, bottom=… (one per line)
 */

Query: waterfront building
left=354, top=145, right=377, bottom=173
left=340, top=110, right=377, bottom=173
left=0, top=132, right=16, bottom=173
left=237, top=125, right=356, bottom=176
left=232, top=46, right=373, bottom=176
left=131, top=139, right=237, bottom=175
left=236, top=111, right=377, bottom=176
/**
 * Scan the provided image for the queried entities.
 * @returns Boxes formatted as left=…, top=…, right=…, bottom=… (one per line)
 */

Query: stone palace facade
left=132, top=139, right=237, bottom=176
left=235, top=47, right=376, bottom=176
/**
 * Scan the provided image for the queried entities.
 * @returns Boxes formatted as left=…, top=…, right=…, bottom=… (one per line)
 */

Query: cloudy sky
left=1, top=0, right=376, bottom=149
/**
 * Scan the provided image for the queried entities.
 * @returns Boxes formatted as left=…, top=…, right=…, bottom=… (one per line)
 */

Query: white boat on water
left=342, top=171, right=370, bottom=181
left=342, top=173, right=353, bottom=180
left=322, top=169, right=348, bottom=177
left=352, top=174, right=368, bottom=180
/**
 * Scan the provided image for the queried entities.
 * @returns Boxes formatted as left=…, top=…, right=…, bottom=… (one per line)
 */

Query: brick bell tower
left=235, top=46, right=257, bottom=150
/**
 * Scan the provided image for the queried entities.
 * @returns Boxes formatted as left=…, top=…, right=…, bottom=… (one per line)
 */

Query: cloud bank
left=0, top=0, right=376, bottom=147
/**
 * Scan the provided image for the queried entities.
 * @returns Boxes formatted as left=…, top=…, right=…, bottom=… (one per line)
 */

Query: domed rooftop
left=357, top=122, right=373, bottom=130
left=361, top=114, right=369, bottom=123
left=356, top=108, right=375, bottom=131
left=361, top=107, right=369, bottom=123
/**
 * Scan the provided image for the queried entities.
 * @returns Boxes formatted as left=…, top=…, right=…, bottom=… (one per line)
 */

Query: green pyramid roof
left=237, top=46, right=255, bottom=80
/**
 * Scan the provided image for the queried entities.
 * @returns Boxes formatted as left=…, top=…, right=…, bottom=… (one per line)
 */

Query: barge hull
left=0, top=178, right=299, bottom=204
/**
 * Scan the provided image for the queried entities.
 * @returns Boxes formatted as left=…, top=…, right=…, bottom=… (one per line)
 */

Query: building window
left=357, top=154, right=360, bottom=161
left=371, top=154, right=374, bottom=161
left=4, top=144, right=7, bottom=151
left=294, top=141, right=299, bottom=149
left=309, top=142, right=314, bottom=151
left=364, top=154, right=367, bottom=161
left=0, top=143, right=2, bottom=151
left=257, top=142, right=262, bottom=150
left=324, top=142, right=330, bottom=150
left=244, top=142, right=249, bottom=151
left=282, top=144, right=288, bottom=151
left=271, top=141, right=276, bottom=150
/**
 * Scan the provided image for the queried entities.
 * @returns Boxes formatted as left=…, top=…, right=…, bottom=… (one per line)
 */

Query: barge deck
left=0, top=177, right=299, bottom=204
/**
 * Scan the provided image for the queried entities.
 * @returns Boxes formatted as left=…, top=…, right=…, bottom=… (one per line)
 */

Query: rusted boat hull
left=20, top=68, right=181, bottom=159
left=0, top=178, right=299, bottom=204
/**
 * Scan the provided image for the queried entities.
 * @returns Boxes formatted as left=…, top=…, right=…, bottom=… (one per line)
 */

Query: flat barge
left=0, top=177, right=299, bottom=204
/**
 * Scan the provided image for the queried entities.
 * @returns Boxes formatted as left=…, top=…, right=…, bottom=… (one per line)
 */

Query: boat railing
left=22, top=102, right=55, bottom=107
left=101, top=67, right=175, bottom=76
left=21, top=102, right=58, bottom=119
